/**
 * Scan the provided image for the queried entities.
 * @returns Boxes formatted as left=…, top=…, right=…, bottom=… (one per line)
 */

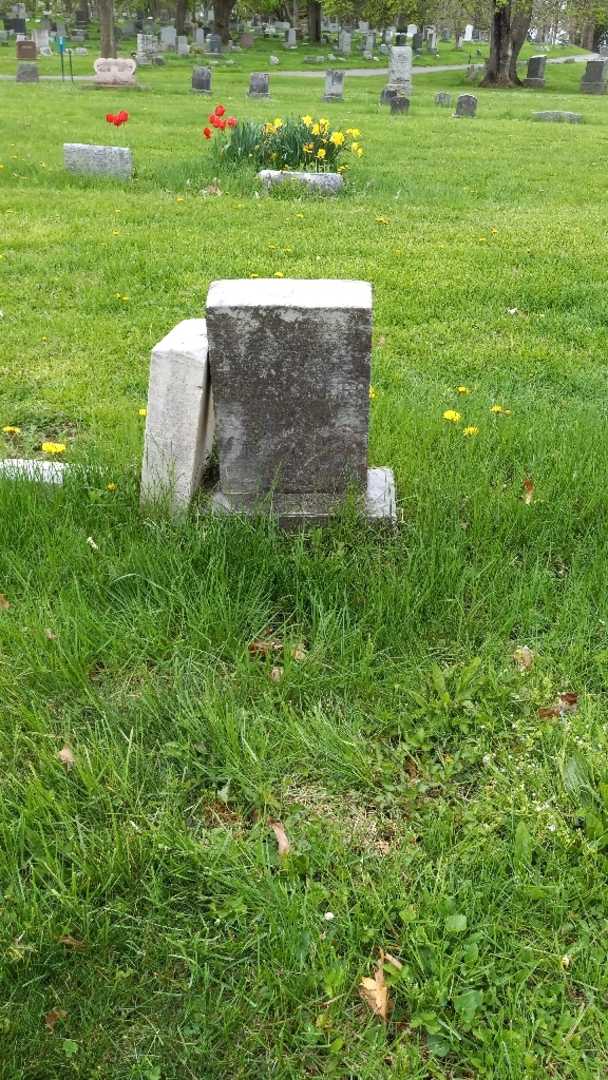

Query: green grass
left=2, top=61, right=608, bottom=1079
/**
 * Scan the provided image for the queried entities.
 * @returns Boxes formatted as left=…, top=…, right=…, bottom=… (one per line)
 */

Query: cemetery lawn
left=3, top=61, right=608, bottom=1079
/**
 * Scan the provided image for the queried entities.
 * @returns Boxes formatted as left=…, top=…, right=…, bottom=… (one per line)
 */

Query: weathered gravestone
left=524, top=54, right=546, bottom=88
left=380, top=44, right=411, bottom=103
left=533, top=110, right=583, bottom=123
left=248, top=71, right=269, bottom=96
left=203, top=279, right=395, bottom=526
left=192, top=65, right=212, bottom=92
left=140, top=320, right=215, bottom=512
left=160, top=24, right=176, bottom=49
left=64, top=143, right=133, bottom=180
left=177, top=34, right=189, bottom=55
left=454, top=93, right=477, bottom=117
left=580, top=58, right=608, bottom=93
left=194, top=27, right=205, bottom=46
left=362, top=31, right=375, bottom=53
left=31, top=27, right=49, bottom=51
left=94, top=57, right=137, bottom=86
left=435, top=91, right=451, bottom=106
left=285, top=27, right=296, bottom=47
left=16, top=61, right=38, bottom=80
left=207, top=32, right=222, bottom=53
left=338, top=29, right=351, bottom=55
left=240, top=32, right=255, bottom=47
left=16, top=38, right=36, bottom=58
left=323, top=68, right=344, bottom=101
left=389, top=92, right=409, bottom=114
left=258, top=169, right=343, bottom=194
left=411, top=31, right=422, bottom=53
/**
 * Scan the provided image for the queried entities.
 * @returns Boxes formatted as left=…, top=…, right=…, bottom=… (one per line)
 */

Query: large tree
left=481, top=0, right=531, bottom=86
left=98, top=0, right=115, bottom=56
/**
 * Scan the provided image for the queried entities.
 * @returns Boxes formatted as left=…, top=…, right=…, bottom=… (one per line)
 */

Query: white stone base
left=0, top=458, right=66, bottom=484
left=140, top=318, right=215, bottom=513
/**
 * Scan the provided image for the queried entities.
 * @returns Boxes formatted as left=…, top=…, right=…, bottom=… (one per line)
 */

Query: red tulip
left=218, top=119, right=226, bottom=131
left=113, top=118, right=121, bottom=126
left=214, top=104, right=226, bottom=117
left=105, top=113, right=114, bottom=123
left=117, top=110, right=129, bottom=123
left=203, top=127, right=212, bottom=139
left=227, top=116, right=237, bottom=128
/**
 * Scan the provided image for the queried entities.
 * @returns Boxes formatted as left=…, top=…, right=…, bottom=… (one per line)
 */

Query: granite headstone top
left=192, top=65, right=212, bottom=92
left=248, top=71, right=269, bottom=96
left=435, top=91, right=451, bottom=106
left=524, top=54, right=546, bottom=88
left=454, top=93, right=477, bottom=117
left=580, top=58, right=608, bottom=93
left=64, top=143, right=133, bottom=180
left=323, top=68, right=344, bottom=101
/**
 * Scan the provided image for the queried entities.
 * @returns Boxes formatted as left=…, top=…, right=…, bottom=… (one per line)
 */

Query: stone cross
left=248, top=71, right=270, bottom=96
left=323, top=68, right=344, bottom=101
left=524, top=55, right=546, bottom=88
left=192, top=65, right=212, bottom=93
left=94, top=56, right=137, bottom=86
left=204, top=279, right=395, bottom=527
left=580, top=58, right=608, bottom=93
left=454, top=93, right=477, bottom=117
left=380, top=44, right=412, bottom=104
left=64, top=143, right=133, bottom=180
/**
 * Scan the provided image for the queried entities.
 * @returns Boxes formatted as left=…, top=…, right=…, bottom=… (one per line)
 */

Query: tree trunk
left=509, top=11, right=530, bottom=84
left=176, top=0, right=186, bottom=36
left=213, top=0, right=234, bottom=44
left=482, top=2, right=527, bottom=87
left=98, top=0, right=115, bottom=57
left=307, top=0, right=321, bottom=42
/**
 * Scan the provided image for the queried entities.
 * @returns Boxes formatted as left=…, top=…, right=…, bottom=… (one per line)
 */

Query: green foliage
left=214, top=115, right=362, bottom=173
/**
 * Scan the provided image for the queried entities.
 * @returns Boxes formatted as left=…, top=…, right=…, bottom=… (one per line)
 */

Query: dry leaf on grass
left=291, top=643, right=307, bottom=662
left=359, top=957, right=392, bottom=1022
left=204, top=182, right=223, bottom=196
left=270, top=665, right=284, bottom=683
left=248, top=635, right=282, bottom=657
left=0, top=594, right=10, bottom=611
left=45, top=628, right=57, bottom=641
left=513, top=646, right=534, bottom=672
left=58, top=935, right=86, bottom=950
left=44, top=1008, right=67, bottom=1031
left=269, top=820, right=290, bottom=856
left=57, top=745, right=75, bottom=770
left=539, top=692, right=578, bottom=719
left=383, top=951, right=403, bottom=971
left=522, top=478, right=535, bottom=505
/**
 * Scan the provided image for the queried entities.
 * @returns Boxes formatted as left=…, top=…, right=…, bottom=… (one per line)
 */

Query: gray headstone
left=207, top=32, right=222, bottom=53
left=323, top=68, right=344, bottom=101
left=195, top=27, right=205, bottom=46
left=338, top=29, right=351, bottom=55
left=411, top=31, right=422, bottom=52
left=303, top=54, right=324, bottom=63
left=192, top=65, right=212, bottom=92
left=240, top=32, right=255, bottom=47
left=177, top=34, right=189, bottom=55
left=533, top=110, right=583, bottom=123
left=160, top=24, right=177, bottom=48
left=524, top=54, right=546, bottom=87
left=380, top=44, right=412, bottom=103
left=248, top=71, right=269, bottom=96
left=580, top=58, right=608, bottom=93
left=64, top=143, right=133, bottom=180
left=258, top=169, right=343, bottom=194
left=206, top=279, right=382, bottom=526
left=434, top=91, right=451, bottom=106
left=16, top=61, right=38, bottom=80
left=454, top=93, right=477, bottom=117
left=389, top=92, right=409, bottom=114
left=285, top=27, right=296, bottom=46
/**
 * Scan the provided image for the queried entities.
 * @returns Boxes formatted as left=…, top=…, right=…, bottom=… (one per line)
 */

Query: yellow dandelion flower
left=176, top=196, right=185, bottom=203
left=106, top=482, right=118, bottom=492
left=112, top=229, right=120, bottom=236
left=479, top=236, right=487, bottom=242
left=274, top=271, right=285, bottom=278
left=138, top=407, right=147, bottom=417
left=0, top=164, right=4, bottom=170
left=490, top=404, right=506, bottom=414
left=295, top=213, right=304, bottom=219
left=3, top=425, right=21, bottom=435
left=375, top=217, right=389, bottom=225
left=442, top=410, right=461, bottom=424
left=369, top=386, right=377, bottom=400
left=463, top=426, right=479, bottom=437
left=317, top=148, right=326, bottom=160
left=490, top=227, right=498, bottom=235
left=41, top=442, right=66, bottom=454
left=41, top=336, right=48, bottom=342
left=329, top=131, right=345, bottom=146
left=457, top=386, right=471, bottom=395
left=249, top=273, right=259, bottom=278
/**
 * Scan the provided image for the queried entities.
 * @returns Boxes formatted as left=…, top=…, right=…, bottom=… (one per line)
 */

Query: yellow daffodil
left=463, top=426, right=479, bottom=437
left=303, top=142, right=314, bottom=154
left=442, top=410, right=461, bottom=424
left=3, top=426, right=21, bottom=435
left=317, top=148, right=326, bottom=160
left=457, top=386, right=471, bottom=395
left=330, top=131, right=345, bottom=146
left=264, top=122, right=276, bottom=135
left=301, top=114, right=313, bottom=126
left=355, top=147, right=364, bottom=158
left=311, top=123, right=320, bottom=136
left=41, top=442, right=66, bottom=454
left=273, top=117, right=283, bottom=128
left=346, top=127, right=361, bottom=138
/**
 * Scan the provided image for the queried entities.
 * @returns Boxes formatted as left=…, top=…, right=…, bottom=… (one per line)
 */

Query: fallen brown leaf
left=270, top=665, right=284, bottom=683
left=45, top=628, right=57, bottom=641
left=44, top=1008, right=67, bottom=1031
left=523, top=478, right=535, bottom=505
left=57, top=745, right=75, bottom=770
left=513, top=645, right=534, bottom=672
left=249, top=636, right=282, bottom=657
left=359, top=959, right=392, bottom=1022
left=58, top=935, right=86, bottom=950
left=291, top=643, right=307, bottom=662
left=383, top=951, right=403, bottom=971
left=0, top=593, right=10, bottom=611
left=269, top=819, right=290, bottom=856
left=539, top=692, right=578, bottom=719
left=205, top=182, right=223, bottom=196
